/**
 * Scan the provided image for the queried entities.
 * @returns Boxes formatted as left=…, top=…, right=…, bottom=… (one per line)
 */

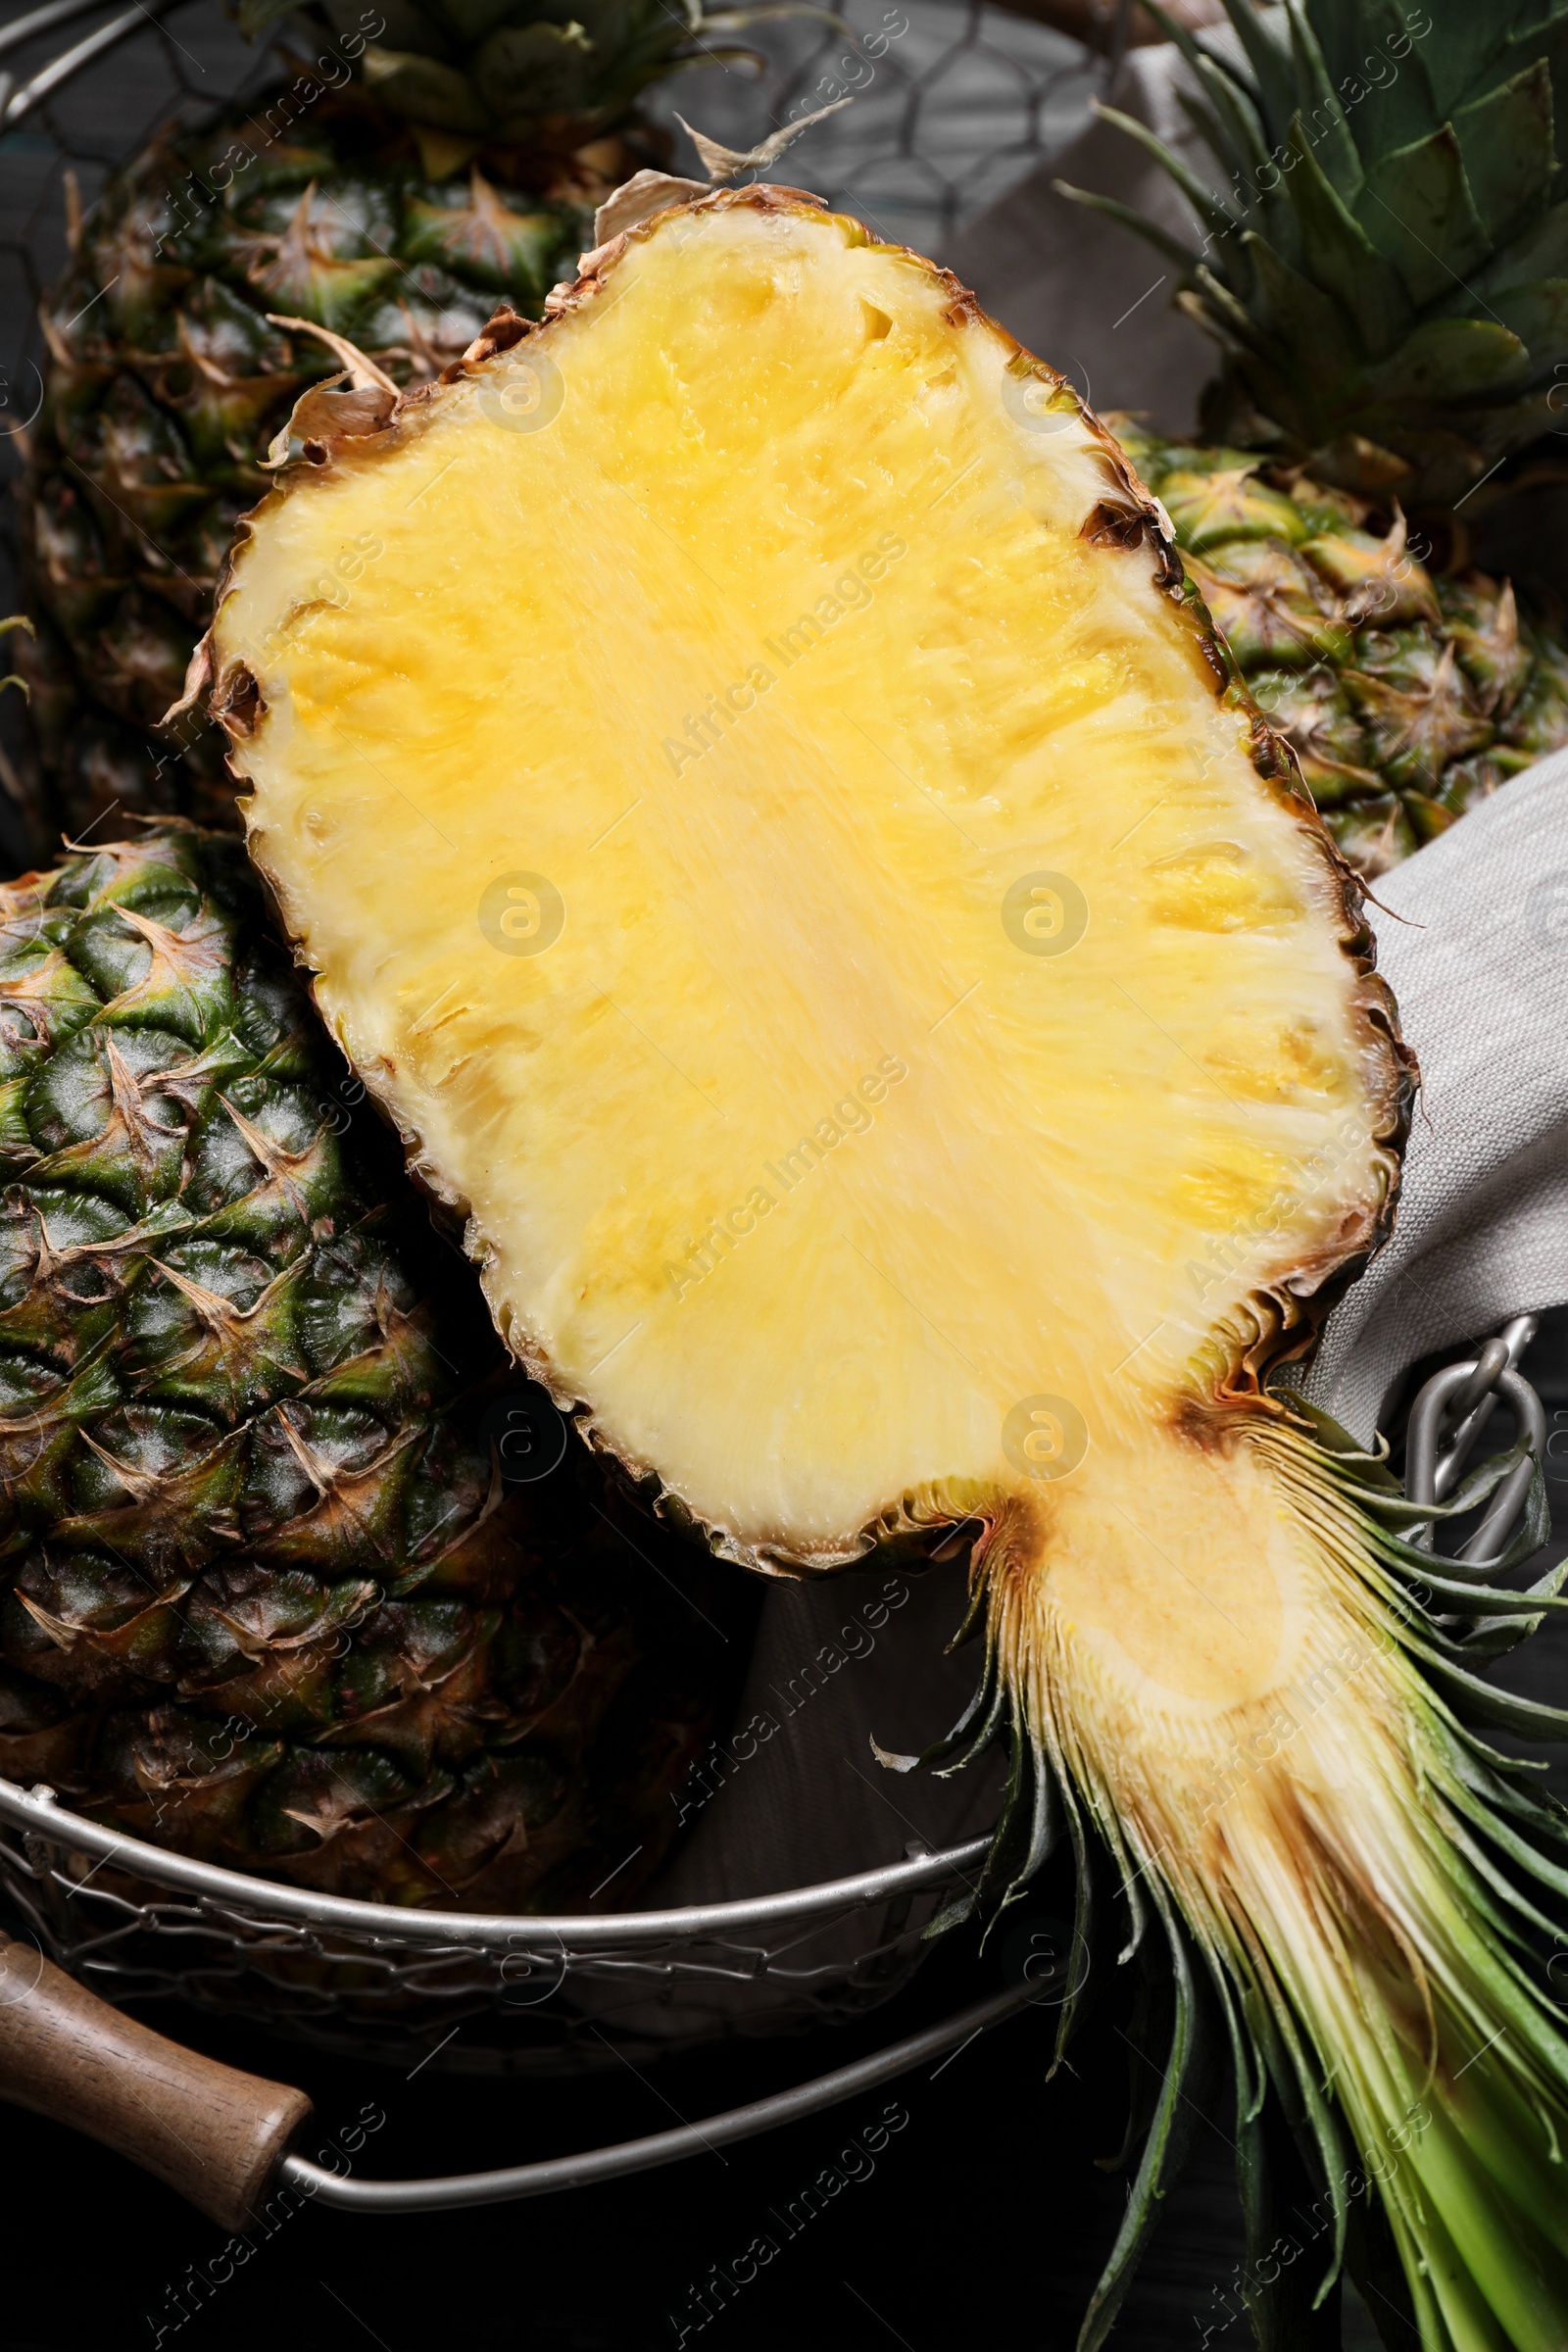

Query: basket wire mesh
left=0, top=1780, right=997, bottom=2075
left=0, top=1316, right=1549, bottom=2201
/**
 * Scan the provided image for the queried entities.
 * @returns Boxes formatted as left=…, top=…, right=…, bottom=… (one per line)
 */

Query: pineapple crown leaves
left=234, top=0, right=833, bottom=144
left=903, top=1409, right=1568, bottom=2350
left=1059, top=0, right=1568, bottom=509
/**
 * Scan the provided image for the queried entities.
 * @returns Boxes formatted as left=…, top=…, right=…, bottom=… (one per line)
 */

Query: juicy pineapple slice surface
left=214, top=192, right=1396, bottom=1601
left=212, top=195, right=1568, bottom=2352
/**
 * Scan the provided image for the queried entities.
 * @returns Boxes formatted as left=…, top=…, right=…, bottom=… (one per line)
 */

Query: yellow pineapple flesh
left=198, top=190, right=1568, bottom=2347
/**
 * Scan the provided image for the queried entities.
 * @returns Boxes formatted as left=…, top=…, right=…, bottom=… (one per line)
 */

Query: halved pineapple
left=202, top=188, right=1568, bottom=2350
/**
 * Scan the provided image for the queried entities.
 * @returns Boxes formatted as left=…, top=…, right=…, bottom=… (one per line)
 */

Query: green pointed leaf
left=1302, top=0, right=1371, bottom=92
left=1175, top=285, right=1254, bottom=369
left=1052, top=1797, right=1097, bottom=2068
left=1343, top=2214, right=1421, bottom=2347
left=1175, top=87, right=1250, bottom=190
left=1192, top=263, right=1269, bottom=354
left=1453, top=1781, right=1568, bottom=1910
left=1477, top=198, right=1568, bottom=295
left=1407, top=1557, right=1568, bottom=1619
left=1241, top=230, right=1359, bottom=386
left=1285, top=0, right=1362, bottom=202
left=1217, top=0, right=1297, bottom=144
left=1211, top=1980, right=1295, bottom=2341
left=1049, top=184, right=1201, bottom=279
left=1188, top=52, right=1301, bottom=267
left=1417, top=1642, right=1568, bottom=1739
left=1076, top=1904, right=1207, bottom=2352
left=1454, top=58, right=1555, bottom=243
left=1475, top=12, right=1568, bottom=131
left=360, top=45, right=489, bottom=132
left=1102, top=1965, right=1168, bottom=2172
left=1358, top=314, right=1531, bottom=403
left=476, top=21, right=598, bottom=110
left=1136, top=0, right=1224, bottom=93
left=1282, top=118, right=1411, bottom=356
left=1411, top=3, right=1522, bottom=117
left=1312, top=0, right=1440, bottom=156
left=1368, top=1444, right=1547, bottom=1568
left=1276, top=1388, right=1399, bottom=1479
left=1090, top=104, right=1242, bottom=254
left=1196, top=52, right=1272, bottom=182
left=1488, top=277, right=1568, bottom=363
left=1353, top=122, right=1491, bottom=308
left=1237, top=1970, right=1352, bottom=2277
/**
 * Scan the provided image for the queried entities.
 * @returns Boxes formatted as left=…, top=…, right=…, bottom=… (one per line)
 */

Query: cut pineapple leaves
left=202, top=187, right=1568, bottom=2349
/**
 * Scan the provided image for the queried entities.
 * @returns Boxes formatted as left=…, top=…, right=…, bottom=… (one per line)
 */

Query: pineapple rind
left=16, top=91, right=593, bottom=855
left=16, top=0, right=802, bottom=856
left=1065, top=0, right=1568, bottom=881
left=1117, top=419, right=1568, bottom=882
left=0, top=821, right=729, bottom=1912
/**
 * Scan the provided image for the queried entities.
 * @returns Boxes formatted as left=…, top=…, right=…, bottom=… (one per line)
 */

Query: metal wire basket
left=0, top=1316, right=1548, bottom=2216
left=0, top=1783, right=998, bottom=2076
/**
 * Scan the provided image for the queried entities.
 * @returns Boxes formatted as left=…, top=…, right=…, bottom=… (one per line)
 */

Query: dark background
left=0, top=8, right=1566, bottom=2347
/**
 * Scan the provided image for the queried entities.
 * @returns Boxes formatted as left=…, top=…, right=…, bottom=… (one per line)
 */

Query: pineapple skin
left=1115, top=431, right=1568, bottom=880
left=14, top=82, right=602, bottom=858
left=0, top=822, right=730, bottom=1910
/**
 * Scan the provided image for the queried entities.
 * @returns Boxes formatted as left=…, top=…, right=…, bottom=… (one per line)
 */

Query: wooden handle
left=0, top=1931, right=313, bottom=2229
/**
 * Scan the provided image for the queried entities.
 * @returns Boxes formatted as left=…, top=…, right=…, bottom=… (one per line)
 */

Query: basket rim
left=0, top=1775, right=990, bottom=1949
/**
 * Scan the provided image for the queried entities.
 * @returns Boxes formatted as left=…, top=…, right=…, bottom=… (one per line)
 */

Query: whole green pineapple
left=15, top=1, right=760, bottom=853
left=1064, top=0, right=1568, bottom=874
left=0, top=820, right=733, bottom=1907
left=1110, top=420, right=1568, bottom=871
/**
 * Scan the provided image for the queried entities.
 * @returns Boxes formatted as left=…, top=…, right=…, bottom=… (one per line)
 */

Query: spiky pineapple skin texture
left=0, top=823, right=732, bottom=1910
left=1118, top=419, right=1568, bottom=878
left=15, top=82, right=598, bottom=858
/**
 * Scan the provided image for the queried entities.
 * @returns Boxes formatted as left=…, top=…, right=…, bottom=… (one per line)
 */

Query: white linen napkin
left=1302, top=748, right=1568, bottom=1439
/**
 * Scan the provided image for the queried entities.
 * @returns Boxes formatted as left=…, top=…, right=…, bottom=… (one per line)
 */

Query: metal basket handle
left=0, top=1920, right=1033, bottom=2221
left=278, top=1981, right=1036, bottom=2215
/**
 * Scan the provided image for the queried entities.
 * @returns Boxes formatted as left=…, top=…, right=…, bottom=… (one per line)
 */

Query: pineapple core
left=217, top=197, right=1395, bottom=1614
